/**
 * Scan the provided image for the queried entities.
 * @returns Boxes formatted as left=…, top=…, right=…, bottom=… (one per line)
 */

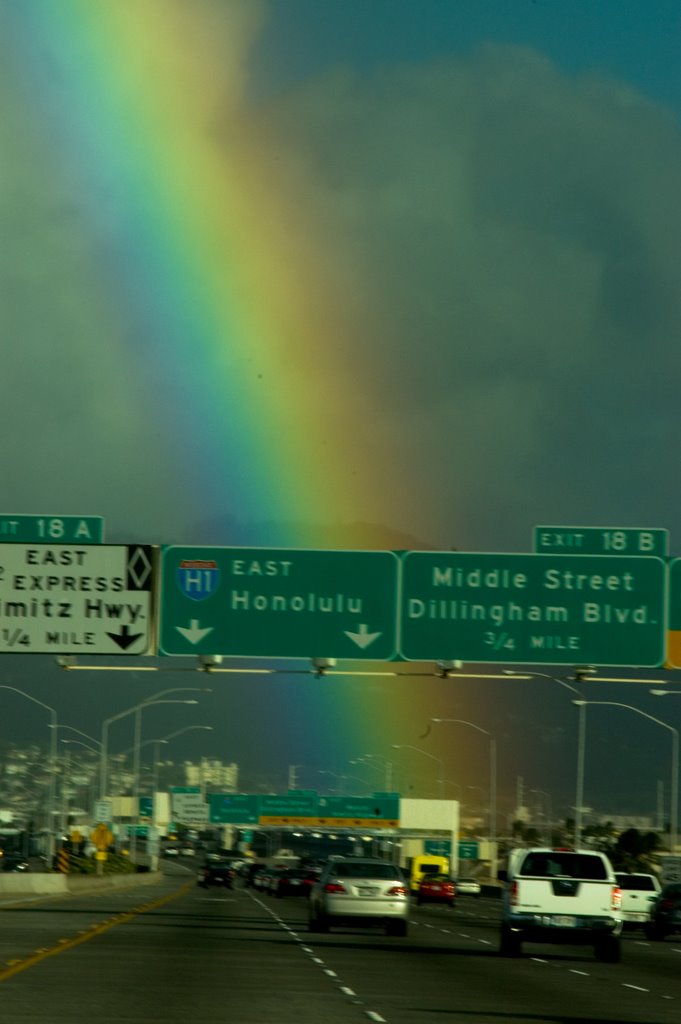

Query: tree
left=609, top=828, right=662, bottom=873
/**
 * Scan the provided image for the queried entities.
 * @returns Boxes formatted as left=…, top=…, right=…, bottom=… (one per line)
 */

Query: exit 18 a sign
left=159, top=546, right=399, bottom=659
left=0, top=514, right=104, bottom=544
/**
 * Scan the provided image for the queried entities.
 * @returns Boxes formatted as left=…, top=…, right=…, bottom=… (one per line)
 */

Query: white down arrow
left=175, top=619, right=214, bottom=645
left=344, top=623, right=382, bottom=649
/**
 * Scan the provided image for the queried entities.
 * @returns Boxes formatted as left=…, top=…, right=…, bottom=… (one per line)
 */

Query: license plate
left=358, top=886, right=379, bottom=896
left=553, top=915, right=576, bottom=927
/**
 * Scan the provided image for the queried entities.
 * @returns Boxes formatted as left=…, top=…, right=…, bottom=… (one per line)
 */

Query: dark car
left=197, top=859, right=236, bottom=889
left=1, top=853, right=30, bottom=872
left=242, top=862, right=267, bottom=887
left=272, top=868, right=320, bottom=898
left=646, top=883, right=681, bottom=940
left=417, top=874, right=456, bottom=906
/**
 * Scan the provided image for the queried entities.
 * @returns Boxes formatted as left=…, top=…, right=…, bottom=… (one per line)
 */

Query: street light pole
left=573, top=699, right=679, bottom=852
left=503, top=668, right=595, bottom=847
left=129, top=700, right=200, bottom=863
left=99, top=687, right=212, bottom=800
left=148, top=725, right=214, bottom=801
left=0, top=685, right=59, bottom=864
left=391, top=744, right=444, bottom=798
left=430, top=719, right=497, bottom=879
left=350, top=754, right=394, bottom=791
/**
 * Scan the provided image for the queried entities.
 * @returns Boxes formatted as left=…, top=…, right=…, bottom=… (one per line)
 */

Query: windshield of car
left=519, top=853, right=608, bottom=880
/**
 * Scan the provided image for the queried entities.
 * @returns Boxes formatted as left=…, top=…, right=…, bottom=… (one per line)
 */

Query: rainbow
left=6, top=0, right=415, bottom=544
left=5, top=1, right=497, bottom=804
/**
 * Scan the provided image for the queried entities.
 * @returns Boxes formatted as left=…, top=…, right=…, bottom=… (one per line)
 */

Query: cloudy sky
left=1, top=0, right=681, bottom=824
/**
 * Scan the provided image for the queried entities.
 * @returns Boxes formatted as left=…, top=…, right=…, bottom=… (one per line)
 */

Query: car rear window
left=333, top=862, right=401, bottom=880
left=519, top=852, right=608, bottom=880
left=615, top=874, right=657, bottom=891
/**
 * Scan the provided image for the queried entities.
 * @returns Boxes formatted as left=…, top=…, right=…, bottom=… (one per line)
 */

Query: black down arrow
left=107, top=625, right=144, bottom=650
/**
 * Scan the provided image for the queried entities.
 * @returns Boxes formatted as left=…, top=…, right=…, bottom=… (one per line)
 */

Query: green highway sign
left=533, top=525, right=668, bottom=557
left=159, top=546, right=399, bottom=659
left=207, top=791, right=401, bottom=825
left=425, top=839, right=452, bottom=855
left=259, top=793, right=318, bottom=816
left=400, top=552, right=667, bottom=666
left=319, top=795, right=400, bottom=820
left=0, top=514, right=104, bottom=544
left=209, top=794, right=259, bottom=824
left=458, top=840, right=479, bottom=859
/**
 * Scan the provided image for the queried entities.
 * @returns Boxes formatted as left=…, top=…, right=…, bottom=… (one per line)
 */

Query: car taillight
left=510, top=880, right=519, bottom=906
left=387, top=886, right=407, bottom=897
left=611, top=886, right=622, bottom=910
left=660, top=898, right=676, bottom=910
left=324, top=882, right=347, bottom=893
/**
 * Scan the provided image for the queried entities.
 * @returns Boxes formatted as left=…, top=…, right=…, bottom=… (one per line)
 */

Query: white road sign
left=0, top=544, right=154, bottom=654
left=171, top=791, right=209, bottom=823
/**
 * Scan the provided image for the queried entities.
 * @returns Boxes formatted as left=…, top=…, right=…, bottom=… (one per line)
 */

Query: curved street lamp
left=430, top=718, right=497, bottom=878
left=99, top=687, right=211, bottom=799
left=391, top=744, right=444, bottom=798
left=0, top=685, right=59, bottom=861
left=503, top=668, right=595, bottom=846
left=49, top=723, right=101, bottom=747
left=350, top=753, right=394, bottom=791
left=573, top=699, right=678, bottom=851
left=148, top=725, right=214, bottom=795
left=317, top=769, right=371, bottom=795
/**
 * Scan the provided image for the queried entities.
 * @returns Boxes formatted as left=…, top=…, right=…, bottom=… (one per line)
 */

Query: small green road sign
left=425, top=839, right=452, bottom=856
left=319, top=795, right=400, bottom=820
left=138, top=797, right=153, bottom=817
left=533, top=525, right=668, bottom=557
left=209, top=794, right=259, bottom=824
left=458, top=840, right=479, bottom=859
left=0, top=514, right=105, bottom=544
left=400, top=552, right=667, bottom=666
left=159, top=546, right=399, bottom=659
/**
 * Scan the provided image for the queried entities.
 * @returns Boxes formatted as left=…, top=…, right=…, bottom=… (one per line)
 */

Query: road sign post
left=0, top=544, right=153, bottom=654
left=159, top=547, right=399, bottom=659
left=667, top=559, right=681, bottom=669
left=400, top=552, right=666, bottom=666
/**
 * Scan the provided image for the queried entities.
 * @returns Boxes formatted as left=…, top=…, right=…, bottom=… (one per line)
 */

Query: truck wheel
left=594, top=936, right=621, bottom=963
left=499, top=925, right=521, bottom=957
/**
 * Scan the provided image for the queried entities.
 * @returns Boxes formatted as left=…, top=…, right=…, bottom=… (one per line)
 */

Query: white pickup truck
left=614, top=872, right=660, bottom=928
left=500, top=848, right=622, bottom=961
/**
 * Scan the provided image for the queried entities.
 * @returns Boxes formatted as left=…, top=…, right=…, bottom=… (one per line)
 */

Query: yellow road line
left=0, top=883, right=192, bottom=983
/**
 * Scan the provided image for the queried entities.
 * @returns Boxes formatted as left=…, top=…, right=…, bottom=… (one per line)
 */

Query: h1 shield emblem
left=176, top=559, right=220, bottom=601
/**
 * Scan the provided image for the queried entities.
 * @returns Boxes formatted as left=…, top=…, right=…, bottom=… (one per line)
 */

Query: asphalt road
left=1, top=870, right=680, bottom=1023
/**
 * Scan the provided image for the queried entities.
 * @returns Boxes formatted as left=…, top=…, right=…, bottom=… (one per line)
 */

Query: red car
left=417, top=874, right=456, bottom=907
